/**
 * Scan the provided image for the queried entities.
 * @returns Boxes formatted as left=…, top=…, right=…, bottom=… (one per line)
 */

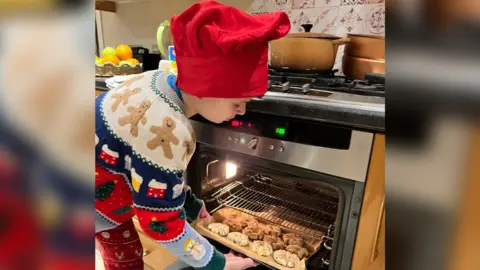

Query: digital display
left=231, top=120, right=253, bottom=128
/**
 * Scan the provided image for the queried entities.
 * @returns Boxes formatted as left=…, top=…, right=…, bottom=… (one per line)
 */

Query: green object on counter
left=157, top=20, right=172, bottom=58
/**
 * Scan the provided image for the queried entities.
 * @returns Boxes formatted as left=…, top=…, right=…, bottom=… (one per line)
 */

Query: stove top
left=268, top=69, right=385, bottom=97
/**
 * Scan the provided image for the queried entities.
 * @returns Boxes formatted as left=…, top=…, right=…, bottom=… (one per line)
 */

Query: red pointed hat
left=171, top=0, right=291, bottom=98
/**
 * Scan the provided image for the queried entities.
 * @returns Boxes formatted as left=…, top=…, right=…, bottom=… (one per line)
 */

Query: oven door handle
left=370, top=197, right=385, bottom=263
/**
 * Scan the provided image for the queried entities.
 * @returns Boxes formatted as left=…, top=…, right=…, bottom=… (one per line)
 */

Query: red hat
left=171, top=0, right=291, bottom=98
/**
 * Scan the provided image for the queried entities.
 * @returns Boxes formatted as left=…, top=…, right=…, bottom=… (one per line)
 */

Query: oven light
left=225, top=162, right=237, bottom=179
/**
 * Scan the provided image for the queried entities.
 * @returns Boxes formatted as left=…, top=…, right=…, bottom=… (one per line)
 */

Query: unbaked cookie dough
left=226, top=232, right=249, bottom=246
left=273, top=250, right=300, bottom=268
left=250, top=240, right=273, bottom=257
left=208, top=223, right=230, bottom=236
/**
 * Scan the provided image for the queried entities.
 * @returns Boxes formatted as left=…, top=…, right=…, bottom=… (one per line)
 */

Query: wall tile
left=340, top=0, right=368, bottom=5
left=288, top=7, right=339, bottom=33
left=364, top=4, right=385, bottom=35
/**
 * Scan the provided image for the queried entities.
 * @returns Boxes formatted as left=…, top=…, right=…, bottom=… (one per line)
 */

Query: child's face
left=195, top=97, right=251, bottom=123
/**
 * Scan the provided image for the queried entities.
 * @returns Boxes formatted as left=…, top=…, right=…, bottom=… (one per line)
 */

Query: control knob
left=248, top=138, right=259, bottom=150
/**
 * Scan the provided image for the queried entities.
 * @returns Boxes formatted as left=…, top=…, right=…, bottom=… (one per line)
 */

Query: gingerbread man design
left=147, top=117, right=180, bottom=159
left=111, top=88, right=141, bottom=112
left=120, top=74, right=144, bottom=88
left=118, top=100, right=152, bottom=137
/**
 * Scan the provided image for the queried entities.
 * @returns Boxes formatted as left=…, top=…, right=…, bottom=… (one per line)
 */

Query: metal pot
left=269, top=24, right=350, bottom=72
left=342, top=54, right=385, bottom=80
left=343, top=34, right=385, bottom=60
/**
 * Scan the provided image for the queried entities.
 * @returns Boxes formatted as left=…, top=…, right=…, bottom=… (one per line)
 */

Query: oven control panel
left=228, top=136, right=285, bottom=152
left=227, top=136, right=284, bottom=152
left=190, top=112, right=353, bottom=150
left=190, top=119, right=374, bottom=182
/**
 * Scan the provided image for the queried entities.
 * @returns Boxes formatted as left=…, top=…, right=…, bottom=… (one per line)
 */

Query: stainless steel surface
left=190, top=120, right=374, bottom=182
left=210, top=174, right=338, bottom=239
left=249, top=91, right=384, bottom=132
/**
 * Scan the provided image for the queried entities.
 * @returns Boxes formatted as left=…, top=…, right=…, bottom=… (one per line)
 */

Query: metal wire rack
left=210, top=174, right=339, bottom=239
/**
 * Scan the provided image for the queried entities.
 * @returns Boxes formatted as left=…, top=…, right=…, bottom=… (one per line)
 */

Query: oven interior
left=198, top=157, right=341, bottom=269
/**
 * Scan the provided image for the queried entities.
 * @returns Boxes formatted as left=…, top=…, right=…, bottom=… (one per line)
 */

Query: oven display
left=190, top=112, right=352, bottom=149
left=229, top=120, right=287, bottom=138
left=230, top=120, right=253, bottom=128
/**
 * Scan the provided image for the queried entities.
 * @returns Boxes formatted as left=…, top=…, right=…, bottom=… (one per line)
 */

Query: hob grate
left=210, top=174, right=339, bottom=239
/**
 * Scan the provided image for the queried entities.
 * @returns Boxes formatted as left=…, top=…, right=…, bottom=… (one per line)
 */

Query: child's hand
left=198, top=203, right=211, bottom=219
left=224, top=253, right=257, bottom=270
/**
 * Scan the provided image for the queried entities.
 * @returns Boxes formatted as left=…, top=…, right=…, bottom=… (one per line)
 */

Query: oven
left=186, top=111, right=374, bottom=270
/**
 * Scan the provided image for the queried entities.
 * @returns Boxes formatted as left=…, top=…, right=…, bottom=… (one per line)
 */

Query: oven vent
left=210, top=174, right=339, bottom=240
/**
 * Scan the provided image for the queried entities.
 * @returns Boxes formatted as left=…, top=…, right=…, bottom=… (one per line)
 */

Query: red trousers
left=95, top=219, right=144, bottom=270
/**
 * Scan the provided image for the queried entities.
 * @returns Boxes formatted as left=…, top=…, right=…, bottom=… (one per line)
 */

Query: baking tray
left=195, top=212, right=324, bottom=270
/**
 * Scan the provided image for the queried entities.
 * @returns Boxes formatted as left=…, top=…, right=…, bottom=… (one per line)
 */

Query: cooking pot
left=269, top=24, right=350, bottom=72
left=343, top=34, right=385, bottom=60
left=342, top=54, right=385, bottom=80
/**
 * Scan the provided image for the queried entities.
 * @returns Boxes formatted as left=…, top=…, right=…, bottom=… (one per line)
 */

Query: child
left=95, top=1, right=290, bottom=269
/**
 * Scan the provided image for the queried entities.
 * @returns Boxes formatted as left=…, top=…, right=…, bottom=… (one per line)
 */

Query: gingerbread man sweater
left=95, top=70, right=225, bottom=269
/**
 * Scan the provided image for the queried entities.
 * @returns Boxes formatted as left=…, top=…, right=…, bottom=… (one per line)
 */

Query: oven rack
left=210, top=174, right=339, bottom=239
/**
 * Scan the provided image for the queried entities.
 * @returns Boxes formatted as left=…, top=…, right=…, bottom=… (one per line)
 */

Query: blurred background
left=0, top=0, right=478, bottom=270
left=387, top=0, right=480, bottom=270
left=0, top=0, right=94, bottom=269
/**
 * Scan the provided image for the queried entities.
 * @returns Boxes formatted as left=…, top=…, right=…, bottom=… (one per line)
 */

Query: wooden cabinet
left=352, top=134, right=385, bottom=270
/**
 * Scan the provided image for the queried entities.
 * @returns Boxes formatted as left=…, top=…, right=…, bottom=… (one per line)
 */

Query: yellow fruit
left=125, top=58, right=140, bottom=65
left=115, top=45, right=133, bottom=61
left=102, top=47, right=116, bottom=57
left=95, top=58, right=103, bottom=65
left=102, top=55, right=120, bottom=66
left=95, top=55, right=100, bottom=61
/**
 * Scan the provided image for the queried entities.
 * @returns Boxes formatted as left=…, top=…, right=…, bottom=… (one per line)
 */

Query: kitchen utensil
left=270, top=24, right=350, bottom=72
left=156, top=20, right=173, bottom=59
left=342, top=55, right=385, bottom=80
left=344, top=34, right=385, bottom=60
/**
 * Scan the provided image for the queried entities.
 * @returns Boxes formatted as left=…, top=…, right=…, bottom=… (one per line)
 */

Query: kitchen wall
left=97, top=0, right=385, bottom=71
left=251, top=0, right=385, bottom=71
left=97, top=0, right=253, bottom=52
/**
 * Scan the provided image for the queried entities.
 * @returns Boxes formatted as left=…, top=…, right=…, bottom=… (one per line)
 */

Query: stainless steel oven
left=186, top=111, right=374, bottom=270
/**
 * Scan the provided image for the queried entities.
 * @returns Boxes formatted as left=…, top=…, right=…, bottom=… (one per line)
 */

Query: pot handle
left=331, top=37, right=351, bottom=45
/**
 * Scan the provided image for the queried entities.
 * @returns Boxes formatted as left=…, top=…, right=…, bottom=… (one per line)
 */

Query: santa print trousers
left=95, top=219, right=144, bottom=270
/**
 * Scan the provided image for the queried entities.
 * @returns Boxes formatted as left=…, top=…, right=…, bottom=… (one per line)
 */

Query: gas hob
left=268, top=69, right=385, bottom=97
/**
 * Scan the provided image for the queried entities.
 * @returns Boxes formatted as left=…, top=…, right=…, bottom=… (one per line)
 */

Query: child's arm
left=131, top=160, right=225, bottom=270
left=183, top=186, right=206, bottom=223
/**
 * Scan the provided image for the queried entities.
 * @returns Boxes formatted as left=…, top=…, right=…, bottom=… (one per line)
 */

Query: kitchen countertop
left=96, top=77, right=385, bottom=132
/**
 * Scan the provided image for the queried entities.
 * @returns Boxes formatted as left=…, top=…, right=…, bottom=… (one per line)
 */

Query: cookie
left=240, top=216, right=258, bottom=228
left=273, top=250, right=300, bottom=268
left=282, top=233, right=304, bottom=246
left=223, top=218, right=243, bottom=232
left=264, top=235, right=287, bottom=251
left=213, top=208, right=243, bottom=222
left=243, top=225, right=264, bottom=240
left=226, top=232, right=249, bottom=246
left=286, top=245, right=309, bottom=260
left=250, top=241, right=273, bottom=257
left=208, top=223, right=230, bottom=237
left=264, top=224, right=282, bottom=237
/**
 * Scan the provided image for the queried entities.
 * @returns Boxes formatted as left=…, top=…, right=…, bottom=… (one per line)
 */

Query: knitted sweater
left=95, top=70, right=225, bottom=269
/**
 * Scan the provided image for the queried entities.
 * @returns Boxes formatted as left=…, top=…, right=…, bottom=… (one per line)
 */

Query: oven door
left=186, top=115, right=372, bottom=270
left=187, top=144, right=365, bottom=270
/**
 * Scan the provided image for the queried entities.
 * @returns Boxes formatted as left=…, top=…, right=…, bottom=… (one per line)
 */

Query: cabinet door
left=352, top=134, right=385, bottom=270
